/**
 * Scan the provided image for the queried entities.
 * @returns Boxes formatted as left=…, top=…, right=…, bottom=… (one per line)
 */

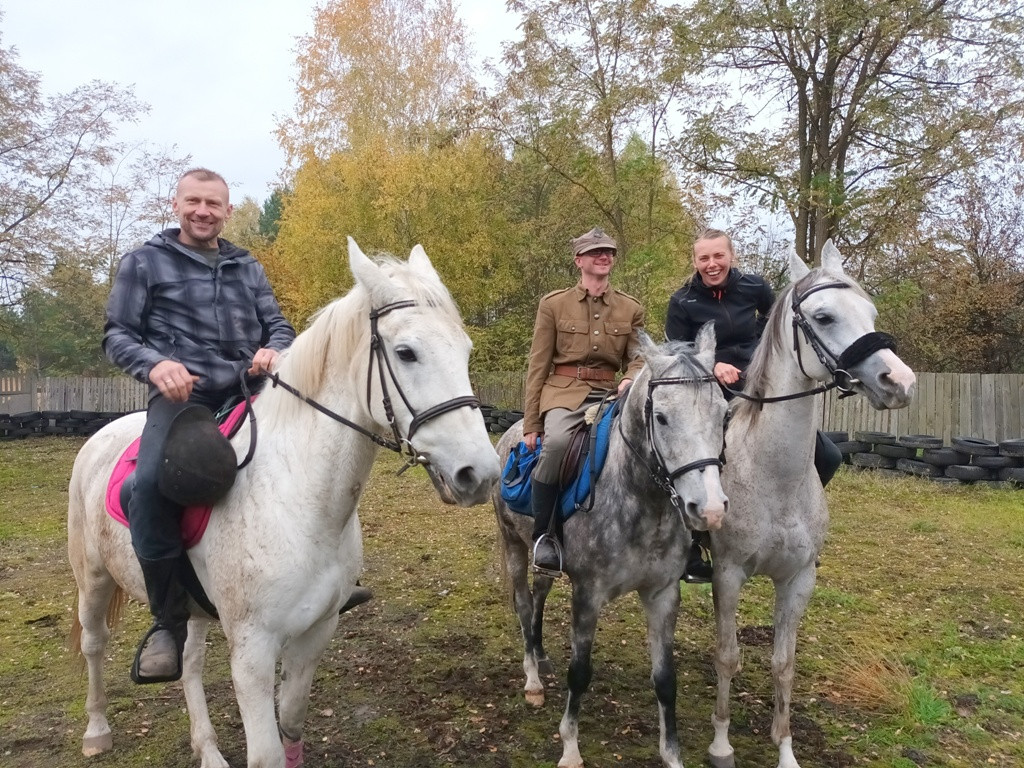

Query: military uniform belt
left=552, top=365, right=616, bottom=382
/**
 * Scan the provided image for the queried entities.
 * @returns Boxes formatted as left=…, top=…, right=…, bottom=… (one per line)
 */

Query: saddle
left=500, top=397, right=619, bottom=521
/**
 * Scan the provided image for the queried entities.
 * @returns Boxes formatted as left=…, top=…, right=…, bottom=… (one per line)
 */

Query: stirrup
left=130, top=624, right=184, bottom=684
left=531, top=534, right=564, bottom=579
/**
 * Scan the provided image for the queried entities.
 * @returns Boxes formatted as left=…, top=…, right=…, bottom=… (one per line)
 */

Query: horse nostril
left=454, top=466, right=478, bottom=491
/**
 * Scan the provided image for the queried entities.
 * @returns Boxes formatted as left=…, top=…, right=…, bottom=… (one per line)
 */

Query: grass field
left=1, top=436, right=1022, bottom=767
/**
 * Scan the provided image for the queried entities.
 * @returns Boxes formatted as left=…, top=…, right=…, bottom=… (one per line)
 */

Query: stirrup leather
left=531, top=534, right=564, bottom=579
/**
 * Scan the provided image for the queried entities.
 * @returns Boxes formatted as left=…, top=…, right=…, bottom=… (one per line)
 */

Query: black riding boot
left=682, top=530, right=713, bottom=584
left=530, top=480, right=563, bottom=577
left=131, top=556, right=190, bottom=684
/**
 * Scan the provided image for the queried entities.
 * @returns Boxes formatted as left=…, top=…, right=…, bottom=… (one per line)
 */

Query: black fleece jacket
left=665, top=268, right=775, bottom=370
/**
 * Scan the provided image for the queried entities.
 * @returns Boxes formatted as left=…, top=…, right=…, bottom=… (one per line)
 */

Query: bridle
left=241, top=299, right=479, bottom=473
left=619, top=369, right=724, bottom=519
left=726, top=279, right=897, bottom=405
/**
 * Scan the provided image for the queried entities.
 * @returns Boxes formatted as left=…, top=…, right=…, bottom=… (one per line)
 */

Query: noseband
left=790, top=281, right=897, bottom=396
left=619, top=371, right=723, bottom=518
left=260, top=299, right=479, bottom=472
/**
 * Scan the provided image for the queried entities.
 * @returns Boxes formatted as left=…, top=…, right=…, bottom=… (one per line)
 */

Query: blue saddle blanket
left=500, top=400, right=618, bottom=520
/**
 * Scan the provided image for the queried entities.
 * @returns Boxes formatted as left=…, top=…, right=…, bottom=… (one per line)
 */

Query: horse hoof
left=525, top=690, right=545, bottom=707
left=708, top=751, right=735, bottom=768
left=538, top=657, right=555, bottom=676
left=284, top=739, right=304, bottom=768
left=82, top=732, right=113, bottom=756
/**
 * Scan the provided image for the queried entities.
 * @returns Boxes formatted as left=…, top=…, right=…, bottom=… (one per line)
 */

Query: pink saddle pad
left=104, top=400, right=250, bottom=549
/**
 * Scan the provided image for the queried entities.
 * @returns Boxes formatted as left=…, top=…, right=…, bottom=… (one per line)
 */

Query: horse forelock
left=372, top=255, right=464, bottom=329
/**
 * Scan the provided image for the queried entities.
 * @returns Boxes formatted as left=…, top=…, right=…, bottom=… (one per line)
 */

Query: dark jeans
left=128, top=392, right=229, bottom=560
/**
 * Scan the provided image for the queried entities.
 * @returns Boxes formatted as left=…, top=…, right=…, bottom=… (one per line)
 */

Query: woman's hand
left=713, top=362, right=742, bottom=386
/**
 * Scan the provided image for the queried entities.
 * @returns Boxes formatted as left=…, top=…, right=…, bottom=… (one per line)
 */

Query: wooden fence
left=2, top=372, right=1023, bottom=442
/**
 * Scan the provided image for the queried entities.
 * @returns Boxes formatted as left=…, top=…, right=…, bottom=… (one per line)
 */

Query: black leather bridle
left=619, top=370, right=724, bottom=517
left=726, top=279, right=897, bottom=405
left=242, top=299, right=479, bottom=473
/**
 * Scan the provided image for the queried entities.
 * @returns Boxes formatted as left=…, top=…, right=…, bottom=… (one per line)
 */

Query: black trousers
left=128, top=392, right=230, bottom=560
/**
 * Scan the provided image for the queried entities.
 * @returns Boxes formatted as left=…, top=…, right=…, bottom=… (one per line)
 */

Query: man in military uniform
left=522, top=227, right=645, bottom=576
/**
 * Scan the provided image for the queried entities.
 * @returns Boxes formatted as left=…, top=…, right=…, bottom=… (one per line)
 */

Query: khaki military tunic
left=523, top=282, right=645, bottom=434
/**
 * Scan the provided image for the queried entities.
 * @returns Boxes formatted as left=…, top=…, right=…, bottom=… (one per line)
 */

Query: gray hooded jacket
left=103, top=229, right=295, bottom=400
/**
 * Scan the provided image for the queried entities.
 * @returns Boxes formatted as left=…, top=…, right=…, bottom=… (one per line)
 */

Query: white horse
left=67, top=238, right=501, bottom=768
left=707, top=241, right=916, bottom=768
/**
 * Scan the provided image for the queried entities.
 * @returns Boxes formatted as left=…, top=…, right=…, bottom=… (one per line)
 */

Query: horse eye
left=395, top=346, right=417, bottom=362
left=814, top=312, right=834, bottom=326
left=655, top=413, right=668, bottom=426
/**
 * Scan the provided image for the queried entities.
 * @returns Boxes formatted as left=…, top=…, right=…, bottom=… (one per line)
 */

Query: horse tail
left=68, top=586, right=129, bottom=671
left=69, top=604, right=85, bottom=672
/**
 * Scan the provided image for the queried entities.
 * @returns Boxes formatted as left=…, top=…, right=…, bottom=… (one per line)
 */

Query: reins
left=237, top=299, right=480, bottom=473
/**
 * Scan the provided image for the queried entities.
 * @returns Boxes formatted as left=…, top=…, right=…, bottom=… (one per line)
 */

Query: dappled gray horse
left=495, top=329, right=729, bottom=768
left=708, top=242, right=916, bottom=768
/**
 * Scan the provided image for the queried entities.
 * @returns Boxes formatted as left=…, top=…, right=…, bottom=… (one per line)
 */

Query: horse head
left=784, top=241, right=916, bottom=410
left=625, top=326, right=729, bottom=531
left=348, top=237, right=500, bottom=505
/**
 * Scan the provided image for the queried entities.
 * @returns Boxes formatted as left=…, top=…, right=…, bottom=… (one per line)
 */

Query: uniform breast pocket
left=555, top=319, right=589, bottom=357
left=603, top=322, right=632, bottom=358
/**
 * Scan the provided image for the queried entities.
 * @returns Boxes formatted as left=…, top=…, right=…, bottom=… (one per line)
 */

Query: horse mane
left=257, top=255, right=464, bottom=430
left=732, top=267, right=868, bottom=428
left=658, top=339, right=714, bottom=378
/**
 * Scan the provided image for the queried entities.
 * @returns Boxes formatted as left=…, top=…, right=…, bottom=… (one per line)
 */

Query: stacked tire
left=825, top=430, right=1024, bottom=487
left=482, top=406, right=524, bottom=434
left=0, top=410, right=125, bottom=439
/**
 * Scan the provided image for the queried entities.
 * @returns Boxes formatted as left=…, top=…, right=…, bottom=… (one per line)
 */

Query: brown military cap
left=571, top=227, right=617, bottom=257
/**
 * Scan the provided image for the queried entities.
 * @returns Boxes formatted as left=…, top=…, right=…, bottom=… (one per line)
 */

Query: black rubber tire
left=998, top=438, right=1024, bottom=457
left=873, top=444, right=917, bottom=459
left=971, top=454, right=1020, bottom=470
left=920, top=448, right=969, bottom=467
left=834, top=440, right=870, bottom=455
left=951, top=436, right=999, bottom=457
left=851, top=452, right=897, bottom=469
left=945, top=464, right=993, bottom=481
left=69, top=409, right=96, bottom=421
left=853, top=431, right=897, bottom=445
left=822, top=430, right=848, bottom=443
left=897, top=434, right=943, bottom=449
left=896, top=458, right=945, bottom=478
left=998, top=467, right=1024, bottom=483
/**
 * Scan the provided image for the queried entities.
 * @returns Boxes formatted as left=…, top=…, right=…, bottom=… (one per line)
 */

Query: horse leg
left=180, top=617, right=228, bottom=768
left=277, top=616, right=340, bottom=768
left=770, top=567, right=816, bottom=768
left=709, top=569, right=746, bottom=768
left=227, top=628, right=286, bottom=768
left=531, top=575, right=556, bottom=671
left=641, top=584, right=684, bottom=768
left=74, top=574, right=117, bottom=756
left=557, top=589, right=600, bottom=768
left=505, top=525, right=551, bottom=706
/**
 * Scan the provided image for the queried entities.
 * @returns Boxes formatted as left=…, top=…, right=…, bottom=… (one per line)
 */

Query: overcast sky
left=1, top=1, right=516, bottom=205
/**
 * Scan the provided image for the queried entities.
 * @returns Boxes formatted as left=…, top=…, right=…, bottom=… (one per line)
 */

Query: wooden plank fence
left=2, top=372, right=1023, bottom=442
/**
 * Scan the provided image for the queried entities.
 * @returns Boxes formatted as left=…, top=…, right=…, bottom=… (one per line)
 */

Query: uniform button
left=570, top=326, right=576, bottom=331
left=592, top=345, right=598, bottom=350
left=594, top=314, right=600, bottom=319
left=593, top=330, right=600, bottom=335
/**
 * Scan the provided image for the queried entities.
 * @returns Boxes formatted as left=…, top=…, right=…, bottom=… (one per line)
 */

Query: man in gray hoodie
left=104, top=167, right=295, bottom=683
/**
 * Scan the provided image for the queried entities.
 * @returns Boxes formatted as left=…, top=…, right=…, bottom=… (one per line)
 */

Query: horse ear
left=348, top=237, right=394, bottom=301
left=789, top=250, right=810, bottom=281
left=636, top=330, right=657, bottom=359
left=408, top=244, right=440, bottom=279
left=695, top=321, right=717, bottom=358
left=820, top=238, right=844, bottom=274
